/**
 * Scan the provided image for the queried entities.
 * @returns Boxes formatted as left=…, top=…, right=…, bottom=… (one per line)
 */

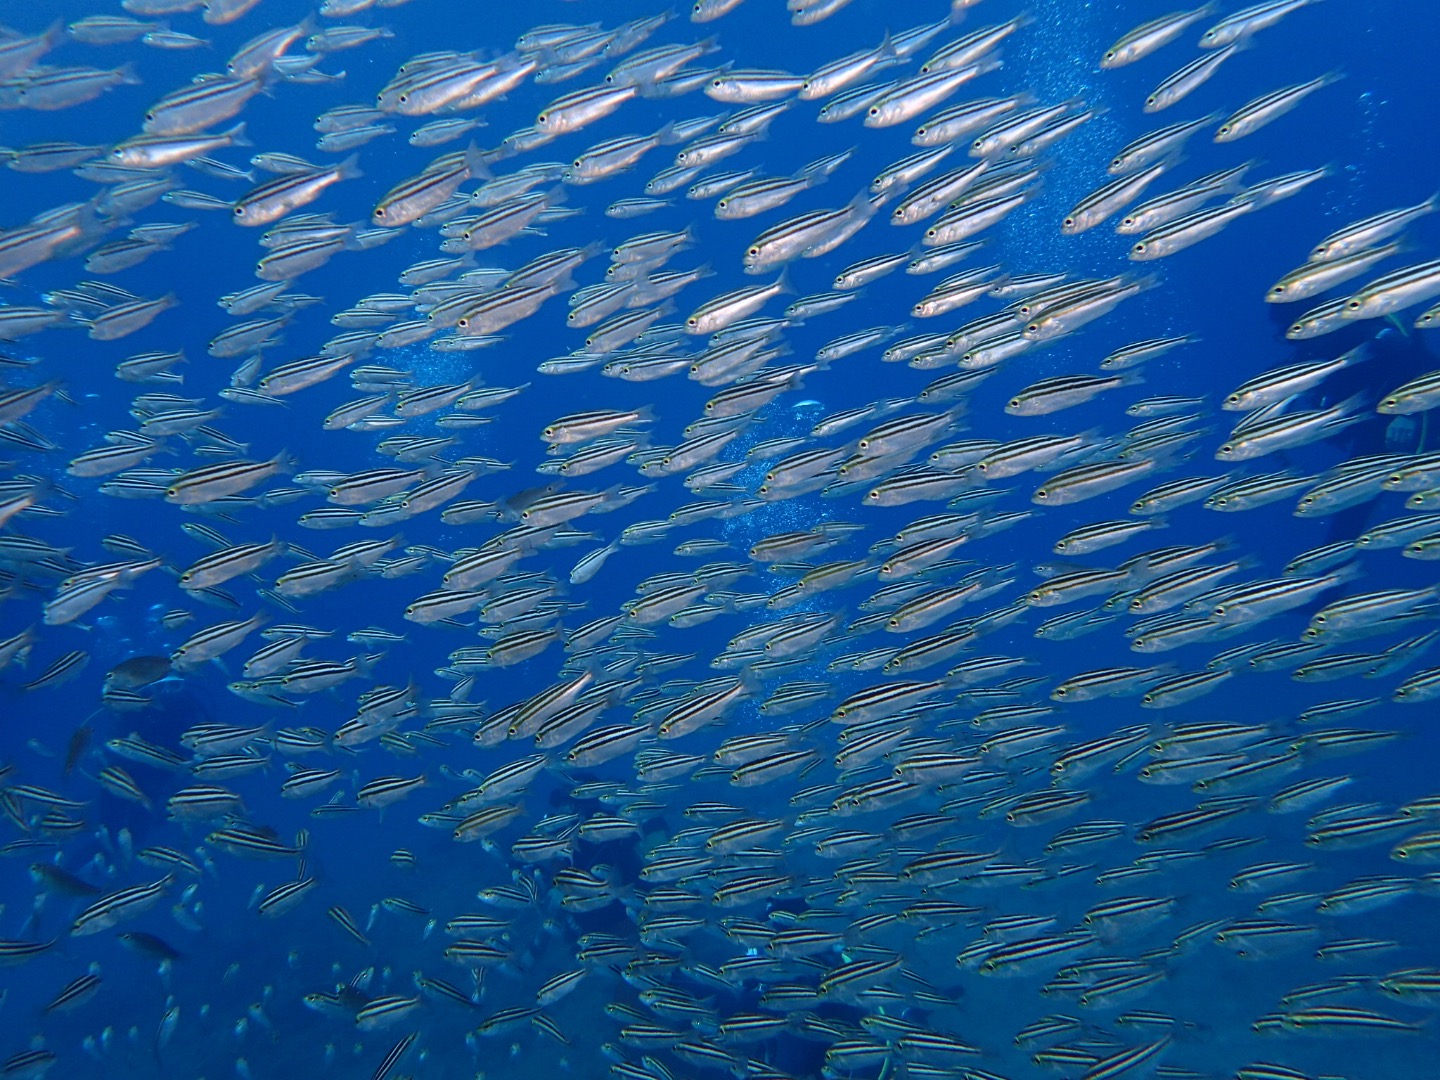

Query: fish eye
left=1104, top=50, right=1116, bottom=61
left=868, top=107, right=880, bottom=116
left=1063, top=217, right=1075, bottom=228
left=398, top=94, right=408, bottom=103
left=1145, top=96, right=1157, bottom=107
left=1035, top=490, right=1048, bottom=500
left=1345, top=299, right=1362, bottom=310
left=747, top=247, right=759, bottom=256
left=1133, top=243, right=1146, bottom=254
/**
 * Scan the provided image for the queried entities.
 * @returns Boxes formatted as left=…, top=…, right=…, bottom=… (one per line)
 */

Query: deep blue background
left=2, top=0, right=1439, bottom=1076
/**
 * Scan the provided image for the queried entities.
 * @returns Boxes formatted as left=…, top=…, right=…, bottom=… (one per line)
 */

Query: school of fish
left=2, top=0, right=1440, bottom=1077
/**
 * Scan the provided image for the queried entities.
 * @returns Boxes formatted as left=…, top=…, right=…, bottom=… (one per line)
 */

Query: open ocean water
left=2, top=0, right=1440, bottom=1077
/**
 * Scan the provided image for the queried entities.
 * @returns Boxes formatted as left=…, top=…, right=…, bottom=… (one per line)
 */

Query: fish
left=1214, top=71, right=1345, bottom=143
left=0, top=3, right=1435, bottom=1079
left=232, top=155, right=364, bottom=227
left=1101, top=4, right=1219, bottom=68
left=1308, top=192, right=1439, bottom=262
left=1341, top=257, right=1440, bottom=320
left=1199, top=0, right=1327, bottom=48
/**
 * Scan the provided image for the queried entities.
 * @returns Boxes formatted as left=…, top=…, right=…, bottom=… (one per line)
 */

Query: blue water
left=2, top=0, right=1439, bottom=1077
